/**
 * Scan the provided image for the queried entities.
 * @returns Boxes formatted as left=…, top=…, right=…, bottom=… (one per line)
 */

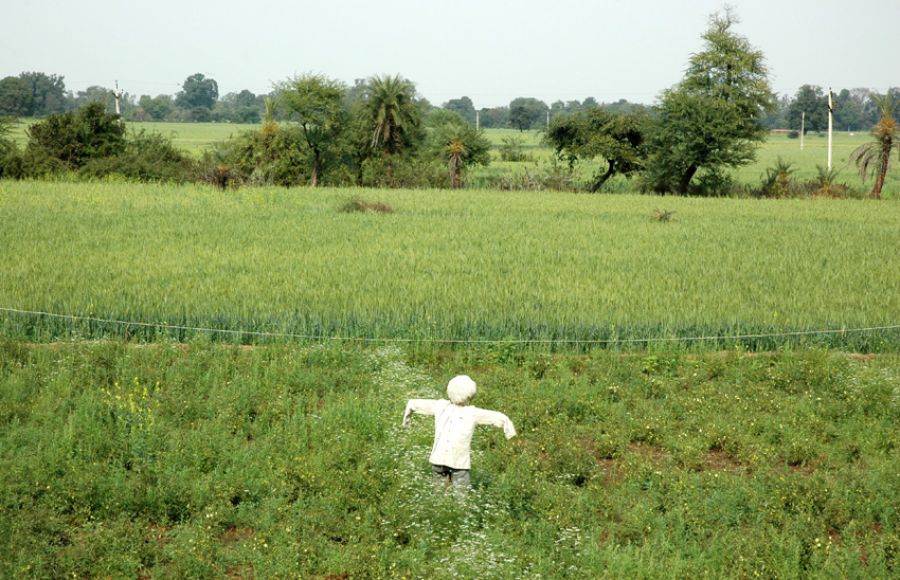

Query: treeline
left=0, top=74, right=494, bottom=190
left=0, top=70, right=644, bottom=129
left=0, top=72, right=264, bottom=123
left=763, top=86, right=900, bottom=132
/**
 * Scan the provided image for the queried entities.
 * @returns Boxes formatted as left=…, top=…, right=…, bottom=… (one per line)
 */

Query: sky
left=1, top=0, right=898, bottom=108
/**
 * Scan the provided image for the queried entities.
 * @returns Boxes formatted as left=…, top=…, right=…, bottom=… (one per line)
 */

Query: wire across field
left=1, top=181, right=898, bottom=348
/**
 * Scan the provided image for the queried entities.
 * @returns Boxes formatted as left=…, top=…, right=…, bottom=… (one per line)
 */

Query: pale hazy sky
left=1, top=0, right=897, bottom=107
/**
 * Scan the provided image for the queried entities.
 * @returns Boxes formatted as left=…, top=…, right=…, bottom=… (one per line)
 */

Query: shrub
left=80, top=130, right=193, bottom=183
left=24, top=103, right=125, bottom=171
left=498, top=136, right=532, bottom=162
left=338, top=198, right=394, bottom=214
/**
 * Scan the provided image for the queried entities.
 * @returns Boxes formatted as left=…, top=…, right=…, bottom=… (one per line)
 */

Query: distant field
left=1, top=181, right=897, bottom=349
left=9, top=119, right=898, bottom=194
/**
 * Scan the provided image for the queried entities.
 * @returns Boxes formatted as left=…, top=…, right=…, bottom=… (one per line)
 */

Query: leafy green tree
left=509, top=97, right=548, bottom=131
left=428, top=112, right=491, bottom=188
left=833, top=89, right=863, bottom=131
left=643, top=10, right=773, bottom=195
left=25, top=102, right=124, bottom=171
left=788, top=85, right=827, bottom=133
left=476, top=106, right=509, bottom=129
left=850, top=90, right=899, bottom=199
left=0, top=115, right=22, bottom=178
left=137, top=94, right=174, bottom=121
left=19, top=72, right=67, bottom=116
left=216, top=90, right=261, bottom=123
left=176, top=73, right=219, bottom=120
left=545, top=108, right=648, bottom=191
left=363, top=74, right=423, bottom=183
left=277, top=74, right=347, bottom=187
left=443, top=96, right=476, bottom=125
left=0, top=76, right=30, bottom=116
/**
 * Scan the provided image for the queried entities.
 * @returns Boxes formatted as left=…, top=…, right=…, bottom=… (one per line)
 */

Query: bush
left=339, top=198, right=394, bottom=214
left=24, top=103, right=125, bottom=171
left=360, top=156, right=449, bottom=189
left=498, top=136, right=532, bottom=162
left=80, top=130, right=193, bottom=183
left=205, top=127, right=309, bottom=187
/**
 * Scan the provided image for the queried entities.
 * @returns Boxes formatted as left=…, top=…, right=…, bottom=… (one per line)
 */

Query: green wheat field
left=1, top=167, right=898, bottom=576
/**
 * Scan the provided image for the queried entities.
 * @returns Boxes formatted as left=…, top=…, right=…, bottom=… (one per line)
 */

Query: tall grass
left=1, top=181, right=897, bottom=349
left=0, top=342, right=897, bottom=577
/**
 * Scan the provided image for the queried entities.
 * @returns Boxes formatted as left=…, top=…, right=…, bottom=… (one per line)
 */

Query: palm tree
left=364, top=75, right=421, bottom=183
left=850, top=90, right=899, bottom=199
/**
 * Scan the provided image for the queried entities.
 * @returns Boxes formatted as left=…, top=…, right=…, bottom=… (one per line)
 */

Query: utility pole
left=475, top=109, right=480, bottom=130
left=111, top=81, right=124, bottom=117
left=546, top=109, right=550, bottom=129
left=827, top=88, right=834, bottom=171
left=800, top=111, right=805, bottom=150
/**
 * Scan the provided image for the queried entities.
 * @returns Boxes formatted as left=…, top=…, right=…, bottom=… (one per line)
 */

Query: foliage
left=202, top=126, right=310, bottom=187
left=363, top=74, right=423, bottom=162
left=137, top=94, right=175, bottom=121
left=545, top=109, right=648, bottom=192
left=339, top=197, right=395, bottom=214
left=23, top=102, right=125, bottom=171
left=0, top=76, right=31, bottom=116
left=0, top=116, right=23, bottom=178
left=788, top=85, right=828, bottom=133
left=850, top=90, right=899, bottom=199
left=427, top=114, right=491, bottom=189
left=498, top=136, right=532, bottom=162
left=442, top=96, right=476, bottom=126
left=276, top=74, right=347, bottom=187
left=758, top=156, right=796, bottom=198
left=175, top=73, right=219, bottom=121
left=509, top=97, right=548, bottom=131
left=79, top=130, right=193, bottom=183
left=643, top=10, right=774, bottom=195
left=15, top=71, right=67, bottom=116
left=0, top=343, right=898, bottom=577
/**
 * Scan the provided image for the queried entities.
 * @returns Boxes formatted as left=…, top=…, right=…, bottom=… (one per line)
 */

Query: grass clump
left=338, top=197, right=395, bottom=214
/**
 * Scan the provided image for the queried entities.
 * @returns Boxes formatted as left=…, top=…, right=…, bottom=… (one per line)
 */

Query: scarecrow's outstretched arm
left=403, top=399, right=438, bottom=426
left=474, top=409, right=517, bottom=439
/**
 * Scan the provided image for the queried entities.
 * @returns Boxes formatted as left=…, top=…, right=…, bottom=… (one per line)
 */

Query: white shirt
left=403, top=399, right=516, bottom=470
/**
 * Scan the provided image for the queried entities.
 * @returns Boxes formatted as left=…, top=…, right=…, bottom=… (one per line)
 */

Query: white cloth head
left=447, top=375, right=477, bottom=405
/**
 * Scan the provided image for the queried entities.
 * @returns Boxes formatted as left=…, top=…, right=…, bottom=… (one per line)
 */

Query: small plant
left=807, top=165, right=850, bottom=198
left=208, top=164, right=234, bottom=190
left=759, top=157, right=795, bottom=198
left=498, top=136, right=532, bottom=162
left=653, top=208, right=676, bottom=222
left=339, top=197, right=394, bottom=214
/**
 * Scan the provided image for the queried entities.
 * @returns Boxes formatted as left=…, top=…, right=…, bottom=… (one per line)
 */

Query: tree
left=0, top=76, right=30, bottom=116
left=509, top=97, right=548, bottom=131
left=788, top=85, right=827, bottom=133
left=477, top=106, right=509, bottom=129
left=138, top=94, right=174, bottom=121
left=176, top=73, right=219, bottom=120
left=19, top=72, right=67, bottom=116
left=363, top=74, right=423, bottom=183
left=850, top=89, right=899, bottom=199
left=643, top=10, right=773, bottom=195
left=443, top=96, right=476, bottom=125
left=25, top=102, right=125, bottom=170
left=428, top=112, right=491, bottom=188
left=277, top=74, right=347, bottom=187
left=545, top=108, right=648, bottom=191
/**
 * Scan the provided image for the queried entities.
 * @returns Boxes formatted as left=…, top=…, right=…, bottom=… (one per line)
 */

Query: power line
left=1, top=307, right=897, bottom=346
